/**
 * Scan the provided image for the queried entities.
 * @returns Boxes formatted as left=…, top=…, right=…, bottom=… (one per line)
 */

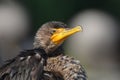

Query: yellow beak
left=51, top=26, right=82, bottom=44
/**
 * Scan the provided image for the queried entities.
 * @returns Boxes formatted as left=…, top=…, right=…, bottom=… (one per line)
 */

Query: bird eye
left=50, top=29, right=56, bottom=34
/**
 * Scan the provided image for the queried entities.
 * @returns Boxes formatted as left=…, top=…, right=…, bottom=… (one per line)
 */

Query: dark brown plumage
left=0, top=21, right=87, bottom=80
left=0, top=49, right=46, bottom=80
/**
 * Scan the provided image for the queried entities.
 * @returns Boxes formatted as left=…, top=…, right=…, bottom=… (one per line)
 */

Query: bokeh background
left=0, top=0, right=119, bottom=80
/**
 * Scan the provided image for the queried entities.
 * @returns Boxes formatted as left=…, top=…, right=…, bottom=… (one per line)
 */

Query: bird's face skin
left=34, top=21, right=82, bottom=53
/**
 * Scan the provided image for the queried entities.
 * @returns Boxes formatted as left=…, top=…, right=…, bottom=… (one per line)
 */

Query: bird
left=0, top=21, right=87, bottom=80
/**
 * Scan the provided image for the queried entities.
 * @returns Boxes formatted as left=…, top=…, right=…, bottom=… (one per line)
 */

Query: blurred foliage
left=19, top=0, right=120, bottom=33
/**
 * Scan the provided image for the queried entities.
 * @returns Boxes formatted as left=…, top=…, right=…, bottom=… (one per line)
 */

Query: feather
left=0, top=49, right=46, bottom=80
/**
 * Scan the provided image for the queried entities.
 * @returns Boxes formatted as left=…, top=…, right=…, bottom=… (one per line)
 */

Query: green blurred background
left=20, top=0, right=120, bottom=32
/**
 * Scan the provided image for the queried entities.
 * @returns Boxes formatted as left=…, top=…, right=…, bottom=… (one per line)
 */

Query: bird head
left=33, top=21, right=82, bottom=53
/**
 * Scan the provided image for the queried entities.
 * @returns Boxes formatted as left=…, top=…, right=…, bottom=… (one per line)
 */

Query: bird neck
left=33, top=48, right=47, bottom=59
left=34, top=46, right=64, bottom=57
left=47, top=46, right=64, bottom=57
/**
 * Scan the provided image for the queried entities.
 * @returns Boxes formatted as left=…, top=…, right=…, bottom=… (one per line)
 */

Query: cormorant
left=0, top=21, right=87, bottom=80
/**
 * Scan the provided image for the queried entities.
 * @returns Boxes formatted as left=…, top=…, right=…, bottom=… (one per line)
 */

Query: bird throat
left=47, top=46, right=64, bottom=57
